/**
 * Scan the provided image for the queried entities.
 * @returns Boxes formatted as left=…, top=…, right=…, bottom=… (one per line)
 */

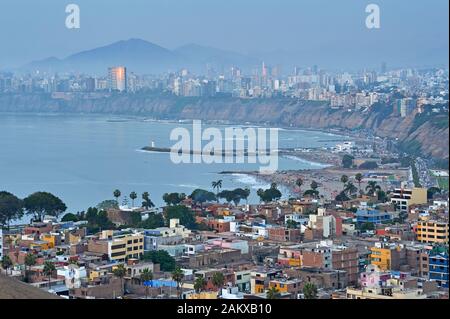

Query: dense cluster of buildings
left=0, top=64, right=448, bottom=117
left=0, top=62, right=448, bottom=300
left=1, top=181, right=448, bottom=299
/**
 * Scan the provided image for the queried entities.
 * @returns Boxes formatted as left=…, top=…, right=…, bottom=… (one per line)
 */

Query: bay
left=0, top=113, right=348, bottom=220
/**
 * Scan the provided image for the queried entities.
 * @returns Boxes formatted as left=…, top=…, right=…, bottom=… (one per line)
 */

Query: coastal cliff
left=0, top=93, right=448, bottom=160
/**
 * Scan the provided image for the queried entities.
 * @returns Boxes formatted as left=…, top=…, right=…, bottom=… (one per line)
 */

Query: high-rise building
left=85, top=77, right=96, bottom=92
left=381, top=62, right=387, bottom=74
left=108, top=66, right=127, bottom=92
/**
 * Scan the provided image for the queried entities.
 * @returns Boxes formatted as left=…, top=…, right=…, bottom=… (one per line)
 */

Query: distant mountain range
left=18, top=37, right=449, bottom=75
left=22, top=38, right=261, bottom=75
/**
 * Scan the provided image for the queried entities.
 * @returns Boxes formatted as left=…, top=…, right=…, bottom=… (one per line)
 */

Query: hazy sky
left=0, top=0, right=448, bottom=69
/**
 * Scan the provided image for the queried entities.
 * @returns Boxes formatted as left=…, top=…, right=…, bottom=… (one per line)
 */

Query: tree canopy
left=142, top=250, right=176, bottom=272
left=190, top=189, right=216, bottom=205
left=0, top=191, right=23, bottom=228
left=23, top=192, right=67, bottom=221
left=164, top=205, right=196, bottom=229
left=217, top=188, right=250, bottom=206
left=257, top=183, right=282, bottom=203
left=163, top=193, right=186, bottom=206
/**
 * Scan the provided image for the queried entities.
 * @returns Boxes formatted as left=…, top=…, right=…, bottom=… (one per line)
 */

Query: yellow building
left=186, top=291, right=218, bottom=299
left=278, top=247, right=302, bottom=267
left=40, top=234, right=57, bottom=248
left=30, top=240, right=52, bottom=250
left=417, top=217, right=449, bottom=244
left=250, top=269, right=282, bottom=294
left=68, top=232, right=82, bottom=245
left=100, top=230, right=144, bottom=262
left=269, top=279, right=301, bottom=295
left=89, top=263, right=117, bottom=281
left=89, top=268, right=109, bottom=281
left=370, top=243, right=404, bottom=271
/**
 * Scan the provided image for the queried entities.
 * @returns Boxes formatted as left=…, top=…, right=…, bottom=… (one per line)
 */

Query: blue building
left=429, top=250, right=449, bottom=288
left=356, top=208, right=392, bottom=224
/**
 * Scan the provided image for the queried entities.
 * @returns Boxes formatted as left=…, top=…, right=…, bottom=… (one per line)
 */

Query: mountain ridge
left=22, top=38, right=260, bottom=74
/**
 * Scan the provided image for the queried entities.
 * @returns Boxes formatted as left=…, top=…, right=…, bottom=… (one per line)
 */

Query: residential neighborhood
left=1, top=180, right=448, bottom=300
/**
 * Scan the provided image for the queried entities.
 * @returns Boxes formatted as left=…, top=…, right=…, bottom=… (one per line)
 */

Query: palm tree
left=211, top=180, right=223, bottom=199
left=24, top=253, right=36, bottom=283
left=267, top=286, right=281, bottom=299
left=122, top=196, right=129, bottom=207
left=142, top=192, right=155, bottom=209
left=341, top=175, right=349, bottom=191
left=194, top=276, right=207, bottom=293
left=43, top=261, right=56, bottom=289
left=355, top=173, right=363, bottom=194
left=212, top=272, right=225, bottom=293
left=171, top=267, right=184, bottom=299
left=1, top=255, right=13, bottom=275
left=303, top=282, right=318, bottom=299
left=140, top=268, right=153, bottom=299
left=113, top=189, right=121, bottom=204
left=130, top=192, right=137, bottom=207
left=366, top=181, right=381, bottom=197
left=296, top=178, right=303, bottom=195
left=113, top=264, right=126, bottom=297
left=344, top=182, right=358, bottom=198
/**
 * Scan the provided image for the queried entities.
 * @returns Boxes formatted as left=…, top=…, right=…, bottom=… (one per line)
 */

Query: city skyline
left=0, top=0, right=448, bottom=304
left=0, top=0, right=448, bottom=69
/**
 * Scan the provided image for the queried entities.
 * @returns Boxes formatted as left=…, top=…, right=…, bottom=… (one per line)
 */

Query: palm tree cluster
left=365, top=181, right=381, bottom=197
left=113, top=190, right=155, bottom=209
left=335, top=175, right=358, bottom=202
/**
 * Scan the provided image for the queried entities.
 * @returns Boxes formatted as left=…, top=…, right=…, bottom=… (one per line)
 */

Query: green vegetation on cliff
left=0, top=93, right=448, bottom=160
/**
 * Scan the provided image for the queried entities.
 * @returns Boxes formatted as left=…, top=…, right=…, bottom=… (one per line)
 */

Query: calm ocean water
left=0, top=113, right=348, bottom=219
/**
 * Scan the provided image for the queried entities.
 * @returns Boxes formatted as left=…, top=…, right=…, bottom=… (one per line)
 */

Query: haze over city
left=0, top=0, right=448, bottom=69
left=0, top=0, right=448, bottom=305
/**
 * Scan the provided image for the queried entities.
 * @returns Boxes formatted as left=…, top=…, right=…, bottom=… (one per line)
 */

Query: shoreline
left=1, top=110, right=360, bottom=142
